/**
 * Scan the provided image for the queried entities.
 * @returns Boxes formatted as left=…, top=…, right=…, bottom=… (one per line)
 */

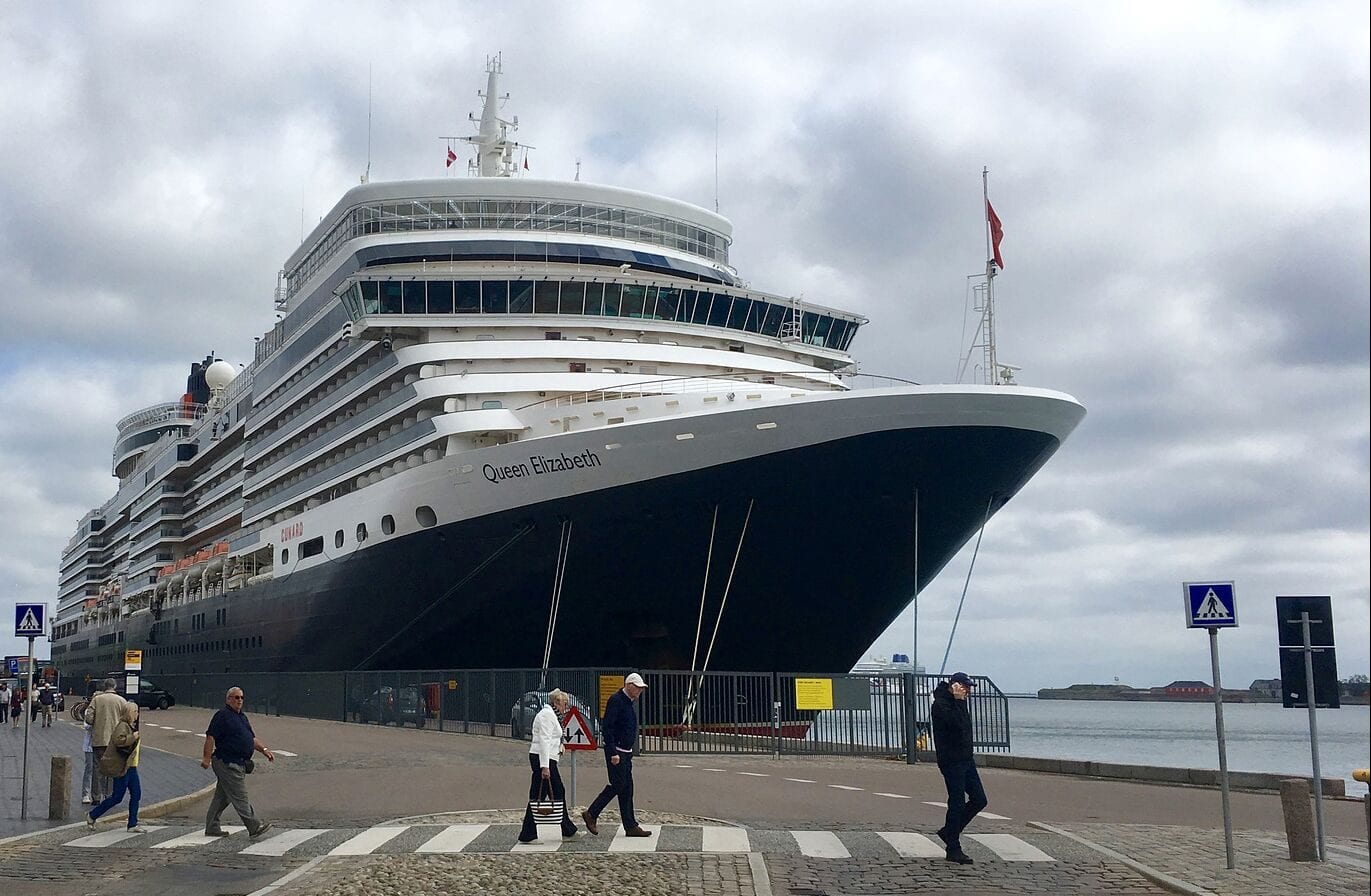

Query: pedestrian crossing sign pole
left=1182, top=581, right=1237, bottom=869
left=14, top=603, right=48, bottom=822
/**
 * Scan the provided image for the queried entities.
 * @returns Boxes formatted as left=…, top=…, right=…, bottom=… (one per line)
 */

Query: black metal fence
left=152, top=668, right=1010, bottom=759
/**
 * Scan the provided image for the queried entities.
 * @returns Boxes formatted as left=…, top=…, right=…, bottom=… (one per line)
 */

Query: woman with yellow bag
left=86, top=700, right=145, bottom=832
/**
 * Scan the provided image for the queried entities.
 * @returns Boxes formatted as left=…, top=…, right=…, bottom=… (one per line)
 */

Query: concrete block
left=1011, top=756, right=1062, bottom=774
left=49, top=754, right=72, bottom=821
left=1057, top=759, right=1092, bottom=776
left=1187, top=768, right=1220, bottom=787
left=1319, top=777, right=1345, bottom=798
left=1088, top=761, right=1136, bottom=780
left=1227, top=771, right=1277, bottom=791
left=1279, top=778, right=1318, bottom=861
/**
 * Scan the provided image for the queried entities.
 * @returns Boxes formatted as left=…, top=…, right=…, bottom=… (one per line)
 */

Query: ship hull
left=57, top=417, right=1065, bottom=680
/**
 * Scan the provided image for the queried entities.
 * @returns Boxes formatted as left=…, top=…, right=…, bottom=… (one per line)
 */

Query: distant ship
left=51, top=59, right=1085, bottom=680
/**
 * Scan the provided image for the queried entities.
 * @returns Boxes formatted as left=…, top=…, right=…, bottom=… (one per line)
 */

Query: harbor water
left=1008, top=697, right=1370, bottom=797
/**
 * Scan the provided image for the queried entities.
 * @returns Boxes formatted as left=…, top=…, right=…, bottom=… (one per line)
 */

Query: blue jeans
left=938, top=759, right=987, bottom=852
left=90, top=766, right=141, bottom=828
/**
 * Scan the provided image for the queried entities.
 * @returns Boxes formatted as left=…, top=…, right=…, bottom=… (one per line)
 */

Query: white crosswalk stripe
left=273, top=750, right=299, bottom=757
left=511, top=837, right=562, bottom=852
left=701, top=826, right=750, bottom=853
left=608, top=824, right=661, bottom=852
left=791, top=830, right=850, bottom=858
left=416, top=824, right=487, bottom=853
left=328, top=825, right=409, bottom=855
left=153, top=826, right=244, bottom=848
left=240, top=828, right=331, bottom=856
left=967, top=833, right=1055, bottom=861
left=69, top=826, right=167, bottom=848
left=922, top=801, right=1010, bottom=820
left=877, top=831, right=945, bottom=858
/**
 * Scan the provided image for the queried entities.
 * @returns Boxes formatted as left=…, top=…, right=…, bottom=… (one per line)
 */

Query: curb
left=1029, top=820, right=1216, bottom=896
left=0, top=782, right=217, bottom=846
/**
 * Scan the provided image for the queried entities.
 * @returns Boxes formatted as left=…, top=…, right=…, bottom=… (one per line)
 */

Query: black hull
left=56, top=424, right=1059, bottom=679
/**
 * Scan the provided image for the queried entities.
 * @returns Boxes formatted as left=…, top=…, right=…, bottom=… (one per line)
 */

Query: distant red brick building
left=1164, top=680, right=1213, bottom=698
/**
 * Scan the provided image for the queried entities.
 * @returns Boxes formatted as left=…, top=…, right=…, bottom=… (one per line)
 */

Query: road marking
left=174, top=729, right=193, bottom=734
left=827, top=784, right=863, bottom=791
left=674, top=764, right=694, bottom=768
left=273, top=750, right=298, bottom=757
left=415, top=824, right=488, bottom=854
left=701, top=826, right=751, bottom=853
left=511, top=836, right=562, bottom=852
left=702, top=768, right=727, bottom=772
left=922, top=801, right=1009, bottom=820
left=153, top=826, right=244, bottom=848
left=241, top=828, right=331, bottom=856
left=873, top=792, right=910, bottom=799
left=783, top=778, right=815, bottom=783
left=737, top=772, right=769, bottom=777
left=791, top=830, right=850, bottom=858
left=608, top=824, right=661, bottom=852
left=328, top=825, right=409, bottom=855
left=967, top=833, right=1055, bottom=861
left=69, top=826, right=167, bottom=848
left=877, top=831, right=944, bottom=858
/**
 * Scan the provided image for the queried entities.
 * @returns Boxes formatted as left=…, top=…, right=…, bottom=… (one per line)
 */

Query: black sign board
left=1276, top=596, right=1339, bottom=709
left=1276, top=596, right=1335, bottom=647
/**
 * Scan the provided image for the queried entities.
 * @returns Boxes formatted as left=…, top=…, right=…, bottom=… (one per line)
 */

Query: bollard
left=1355, top=769, right=1370, bottom=849
left=1279, top=778, right=1318, bottom=862
left=49, top=755, right=72, bottom=821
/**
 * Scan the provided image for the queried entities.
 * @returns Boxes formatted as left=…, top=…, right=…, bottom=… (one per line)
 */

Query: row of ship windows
left=279, top=505, right=438, bottom=565
left=287, top=199, right=729, bottom=299
left=339, top=280, right=858, bottom=350
left=146, top=635, right=263, bottom=658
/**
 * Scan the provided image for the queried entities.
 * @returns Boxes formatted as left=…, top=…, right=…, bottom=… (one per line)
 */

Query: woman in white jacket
left=518, top=689, right=579, bottom=842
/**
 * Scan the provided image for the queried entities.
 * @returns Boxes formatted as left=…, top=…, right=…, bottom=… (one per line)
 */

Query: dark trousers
left=939, top=759, right=988, bottom=852
left=520, top=754, right=576, bottom=839
left=588, top=749, right=637, bottom=831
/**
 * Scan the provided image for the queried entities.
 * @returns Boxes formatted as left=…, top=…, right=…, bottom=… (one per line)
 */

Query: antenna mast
left=361, top=65, right=373, bottom=184
left=956, top=168, right=1014, bottom=386
left=981, top=167, right=998, bottom=384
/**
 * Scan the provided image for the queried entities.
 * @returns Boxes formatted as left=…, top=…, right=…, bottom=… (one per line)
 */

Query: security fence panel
left=636, top=670, right=777, bottom=754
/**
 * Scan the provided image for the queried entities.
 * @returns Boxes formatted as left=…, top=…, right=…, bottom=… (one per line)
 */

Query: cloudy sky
left=1, top=1, right=1366, bottom=694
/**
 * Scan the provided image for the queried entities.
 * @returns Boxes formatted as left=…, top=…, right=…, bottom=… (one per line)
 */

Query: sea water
left=1008, top=697, right=1370, bottom=796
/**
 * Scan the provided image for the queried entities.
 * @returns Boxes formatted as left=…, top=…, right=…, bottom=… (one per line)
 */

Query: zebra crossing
left=61, top=822, right=1061, bottom=862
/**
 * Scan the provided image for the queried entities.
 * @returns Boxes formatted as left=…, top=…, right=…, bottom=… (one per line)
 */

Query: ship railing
left=519, top=370, right=927, bottom=412
left=140, top=668, right=1009, bottom=760
left=115, top=401, right=209, bottom=435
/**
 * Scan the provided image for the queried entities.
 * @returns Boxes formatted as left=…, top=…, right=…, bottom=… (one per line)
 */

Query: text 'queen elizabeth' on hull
left=51, top=58, right=1084, bottom=681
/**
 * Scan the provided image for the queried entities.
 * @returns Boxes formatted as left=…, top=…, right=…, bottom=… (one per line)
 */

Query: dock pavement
left=1, top=706, right=1365, bottom=895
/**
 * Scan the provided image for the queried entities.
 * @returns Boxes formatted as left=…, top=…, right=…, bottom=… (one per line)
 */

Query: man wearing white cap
left=582, top=672, right=650, bottom=837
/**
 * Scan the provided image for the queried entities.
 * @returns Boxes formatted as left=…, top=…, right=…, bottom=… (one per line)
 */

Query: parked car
left=91, top=674, right=176, bottom=710
left=509, top=690, right=600, bottom=741
left=358, top=685, right=427, bottom=728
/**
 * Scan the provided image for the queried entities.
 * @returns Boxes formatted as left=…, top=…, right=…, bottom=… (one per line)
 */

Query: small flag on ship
left=446, top=147, right=457, bottom=168
left=986, top=200, right=1005, bottom=269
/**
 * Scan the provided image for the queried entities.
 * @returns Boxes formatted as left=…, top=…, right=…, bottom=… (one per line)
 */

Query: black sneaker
left=249, top=822, right=273, bottom=838
left=204, top=828, right=229, bottom=837
left=945, top=850, right=974, bottom=865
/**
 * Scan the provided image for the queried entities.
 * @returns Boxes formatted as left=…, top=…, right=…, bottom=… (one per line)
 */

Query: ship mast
left=443, top=53, right=531, bottom=178
left=957, top=168, right=1015, bottom=386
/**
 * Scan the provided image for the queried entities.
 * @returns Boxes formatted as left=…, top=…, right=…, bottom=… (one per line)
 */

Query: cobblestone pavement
left=1047, top=822, right=1369, bottom=896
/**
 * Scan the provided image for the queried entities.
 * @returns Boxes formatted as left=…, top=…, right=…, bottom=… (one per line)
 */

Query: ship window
left=707, top=293, right=732, bottom=327
left=300, top=536, right=324, bottom=559
left=280, top=548, right=289, bottom=565
left=602, top=283, right=621, bottom=316
left=381, top=514, right=396, bottom=535
left=509, top=280, right=534, bottom=313
left=455, top=280, right=480, bottom=312
left=380, top=282, right=403, bottom=314
left=582, top=282, right=604, bottom=316
left=335, top=529, right=345, bottom=548
left=416, top=505, right=437, bottom=528
left=621, top=284, right=646, bottom=318
left=403, top=281, right=426, bottom=314
left=481, top=400, right=504, bottom=409
left=533, top=281, right=559, bottom=313
left=428, top=280, right=453, bottom=313
left=482, top=280, right=508, bottom=314
left=560, top=282, right=585, bottom=314
left=356, top=523, right=368, bottom=542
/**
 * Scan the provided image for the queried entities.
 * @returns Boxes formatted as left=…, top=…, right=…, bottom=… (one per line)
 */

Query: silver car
left=509, top=690, right=600, bottom=741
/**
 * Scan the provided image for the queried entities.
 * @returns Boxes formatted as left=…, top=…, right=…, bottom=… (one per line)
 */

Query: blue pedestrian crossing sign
left=1184, top=582, right=1238, bottom=628
left=14, top=603, right=47, bottom=638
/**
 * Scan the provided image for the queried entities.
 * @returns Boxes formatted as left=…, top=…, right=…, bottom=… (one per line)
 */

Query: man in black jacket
left=582, top=672, right=651, bottom=837
left=930, top=672, right=987, bottom=864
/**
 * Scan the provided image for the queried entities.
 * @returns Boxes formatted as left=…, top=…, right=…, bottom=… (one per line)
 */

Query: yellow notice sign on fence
left=124, top=649, right=143, bottom=671
left=599, top=675, right=623, bottom=716
left=795, top=677, right=834, bottom=710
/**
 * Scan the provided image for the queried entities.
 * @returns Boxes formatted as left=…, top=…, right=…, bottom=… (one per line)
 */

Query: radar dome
left=204, top=360, right=237, bottom=391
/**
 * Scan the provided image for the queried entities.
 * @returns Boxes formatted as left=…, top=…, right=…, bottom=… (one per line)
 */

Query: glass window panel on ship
left=533, top=280, right=559, bottom=314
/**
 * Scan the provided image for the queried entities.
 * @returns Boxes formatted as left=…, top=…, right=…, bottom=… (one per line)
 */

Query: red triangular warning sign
left=561, top=706, right=598, bottom=751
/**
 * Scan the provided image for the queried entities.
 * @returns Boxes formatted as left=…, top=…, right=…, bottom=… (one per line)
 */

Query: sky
left=1, top=1, right=1366, bottom=694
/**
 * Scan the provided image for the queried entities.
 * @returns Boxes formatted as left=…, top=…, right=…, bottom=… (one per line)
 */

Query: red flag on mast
left=445, top=147, right=457, bottom=168
left=986, top=200, right=1005, bottom=269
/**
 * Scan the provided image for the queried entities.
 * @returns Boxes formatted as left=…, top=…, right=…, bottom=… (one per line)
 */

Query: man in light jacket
left=517, top=689, right=579, bottom=842
left=84, top=678, right=125, bottom=796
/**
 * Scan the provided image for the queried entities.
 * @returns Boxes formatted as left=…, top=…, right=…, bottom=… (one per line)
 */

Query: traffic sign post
left=1277, top=595, right=1339, bottom=863
left=560, top=706, right=598, bottom=811
left=14, top=603, right=48, bottom=822
left=1183, top=582, right=1237, bottom=870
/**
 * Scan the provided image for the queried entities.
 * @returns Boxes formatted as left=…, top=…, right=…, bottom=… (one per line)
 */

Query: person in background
left=0, top=682, right=9, bottom=728
left=582, top=672, right=651, bottom=837
left=86, top=700, right=146, bottom=832
left=37, top=683, right=56, bottom=727
left=518, top=689, right=579, bottom=842
left=931, top=671, right=987, bottom=865
left=202, top=686, right=275, bottom=838
left=10, top=685, right=24, bottom=728
left=81, top=720, right=104, bottom=804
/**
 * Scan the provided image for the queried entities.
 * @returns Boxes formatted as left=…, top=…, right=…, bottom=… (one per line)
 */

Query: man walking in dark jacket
left=931, top=672, right=987, bottom=864
left=582, top=672, right=651, bottom=837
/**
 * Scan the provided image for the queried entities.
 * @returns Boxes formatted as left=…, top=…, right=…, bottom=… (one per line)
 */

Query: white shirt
left=528, top=703, right=564, bottom=768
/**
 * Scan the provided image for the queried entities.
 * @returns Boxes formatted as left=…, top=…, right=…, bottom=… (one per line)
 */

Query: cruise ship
left=51, top=60, right=1085, bottom=681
